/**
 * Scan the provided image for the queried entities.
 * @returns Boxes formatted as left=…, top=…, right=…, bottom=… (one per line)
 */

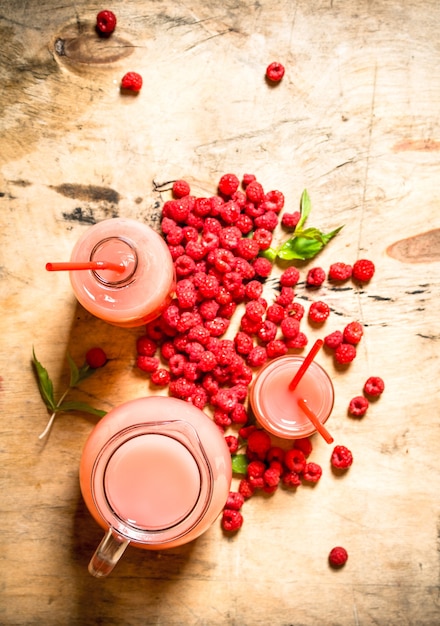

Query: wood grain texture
left=1, top=0, right=440, bottom=625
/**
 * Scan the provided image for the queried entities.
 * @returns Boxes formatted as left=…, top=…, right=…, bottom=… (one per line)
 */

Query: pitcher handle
left=88, top=528, right=130, bottom=578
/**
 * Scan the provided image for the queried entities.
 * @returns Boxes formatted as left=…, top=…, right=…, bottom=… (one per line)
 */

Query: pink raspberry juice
left=80, top=396, right=232, bottom=550
left=69, top=218, right=175, bottom=327
left=249, top=355, right=334, bottom=439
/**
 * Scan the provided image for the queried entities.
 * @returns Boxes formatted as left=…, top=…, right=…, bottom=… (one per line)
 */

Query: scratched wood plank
left=1, top=0, right=440, bottom=625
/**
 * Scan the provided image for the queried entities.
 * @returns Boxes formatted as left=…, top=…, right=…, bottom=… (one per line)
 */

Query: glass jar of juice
left=80, top=396, right=232, bottom=577
left=69, top=217, right=175, bottom=327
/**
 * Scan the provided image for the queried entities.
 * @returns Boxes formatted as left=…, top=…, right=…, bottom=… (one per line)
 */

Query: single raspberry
left=245, top=201, right=265, bottom=219
left=294, top=437, right=313, bottom=457
left=176, top=311, right=201, bottom=333
left=329, top=546, right=348, bottom=568
left=183, top=226, right=201, bottom=242
left=246, top=345, right=267, bottom=367
left=168, top=244, right=185, bottom=260
left=183, top=361, right=199, bottom=382
left=244, top=280, right=263, bottom=300
left=302, top=462, right=322, bottom=483
left=224, top=436, right=239, bottom=455
left=136, top=356, right=159, bottom=373
left=174, top=254, right=196, bottom=277
left=201, top=232, right=219, bottom=252
left=96, top=10, right=117, bottom=35
left=205, top=316, right=230, bottom=337
left=160, top=341, right=176, bottom=360
left=233, top=257, right=255, bottom=280
left=85, top=347, right=107, bottom=368
left=176, top=279, right=197, bottom=308
left=257, top=320, right=277, bottom=343
left=221, top=509, right=243, bottom=532
left=240, top=315, right=262, bottom=335
left=185, top=240, right=207, bottom=261
left=281, top=211, right=301, bottom=229
left=324, top=330, right=343, bottom=350
left=242, top=173, right=256, bottom=187
left=275, top=286, right=295, bottom=307
left=264, top=190, right=285, bottom=212
left=235, top=213, right=254, bottom=234
left=199, top=299, right=220, bottom=320
left=121, top=71, right=143, bottom=92
left=335, top=343, right=357, bottom=364
left=220, top=200, right=241, bottom=224
left=308, top=301, right=330, bottom=323
left=172, top=179, right=190, bottom=198
left=254, top=211, right=278, bottom=231
left=151, top=368, right=171, bottom=386
left=266, top=339, right=288, bottom=358
left=236, top=238, right=260, bottom=261
left=331, top=445, right=353, bottom=469
left=253, top=228, right=273, bottom=250
left=197, top=274, right=220, bottom=299
left=252, top=257, right=272, bottom=278
left=348, top=396, right=369, bottom=417
left=287, top=302, right=305, bottom=321
left=238, top=425, right=257, bottom=440
left=352, top=259, right=375, bottom=282
left=193, top=197, right=211, bottom=217
left=265, top=303, right=285, bottom=324
left=284, top=448, right=306, bottom=473
left=280, top=316, right=300, bottom=339
left=280, top=266, right=300, bottom=287
left=225, top=491, right=245, bottom=510
left=188, top=324, right=210, bottom=345
left=306, top=267, right=326, bottom=287
left=282, top=470, right=302, bottom=487
left=266, top=61, right=285, bottom=82
left=238, top=478, right=255, bottom=499
left=264, top=467, right=281, bottom=488
left=343, top=321, right=363, bottom=345
left=166, top=227, right=184, bottom=246
left=328, top=262, right=352, bottom=281
left=234, top=331, right=254, bottom=355
left=285, top=332, right=308, bottom=349
left=231, top=403, right=248, bottom=425
left=247, top=429, right=271, bottom=460
left=136, top=336, right=157, bottom=357
left=245, top=300, right=266, bottom=322
left=245, top=181, right=265, bottom=204
left=161, top=216, right=178, bottom=234
left=211, top=388, right=239, bottom=413
left=364, top=376, right=385, bottom=397
left=169, top=377, right=196, bottom=399
left=247, top=460, right=266, bottom=480
left=218, top=173, right=240, bottom=197
left=266, top=447, right=285, bottom=464
left=169, top=354, right=186, bottom=376
left=203, top=217, right=223, bottom=236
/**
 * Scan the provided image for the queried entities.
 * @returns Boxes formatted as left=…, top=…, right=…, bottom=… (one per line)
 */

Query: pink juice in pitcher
left=69, top=217, right=175, bottom=328
left=250, top=355, right=334, bottom=439
left=80, top=396, right=232, bottom=577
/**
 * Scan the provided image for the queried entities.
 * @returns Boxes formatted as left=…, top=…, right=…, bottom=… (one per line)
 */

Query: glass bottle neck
left=90, top=236, right=138, bottom=287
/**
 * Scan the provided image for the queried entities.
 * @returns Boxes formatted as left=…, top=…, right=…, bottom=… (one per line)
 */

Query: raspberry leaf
left=67, top=353, right=94, bottom=386
left=296, top=188, right=312, bottom=231
left=32, top=348, right=56, bottom=410
left=231, top=453, right=249, bottom=475
left=56, top=401, right=106, bottom=418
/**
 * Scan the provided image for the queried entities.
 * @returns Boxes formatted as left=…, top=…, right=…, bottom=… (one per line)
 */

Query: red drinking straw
left=288, top=338, right=324, bottom=391
left=46, top=261, right=125, bottom=273
left=297, top=398, right=334, bottom=444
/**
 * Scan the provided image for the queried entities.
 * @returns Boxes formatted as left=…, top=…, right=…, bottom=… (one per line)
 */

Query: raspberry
left=171, top=180, right=190, bottom=198
left=203, top=217, right=223, bottom=236
left=85, top=347, right=107, bottom=368
left=220, top=200, right=241, bottom=224
left=245, top=181, right=265, bottom=204
left=169, top=354, right=186, bottom=376
left=364, top=376, right=385, bottom=397
left=308, top=301, right=330, bottom=323
left=280, top=266, right=300, bottom=287
left=235, top=213, right=254, bottom=234
left=225, top=436, right=240, bottom=455
left=187, top=324, right=210, bottom=345
left=266, top=447, right=285, bottom=464
left=218, top=173, right=240, bottom=197
left=302, top=462, right=322, bottom=483
left=151, top=368, right=171, bottom=386
left=168, top=244, right=185, bottom=260
left=236, top=238, right=260, bottom=261
left=238, top=478, right=255, bottom=499
left=324, top=330, right=343, bottom=350
left=233, top=258, right=255, bottom=280
left=282, top=471, right=301, bottom=487
left=254, top=211, right=278, bottom=231
left=169, top=377, right=196, bottom=399
left=253, top=228, right=273, bottom=250
left=176, top=311, right=201, bottom=333
left=240, top=315, right=262, bottom=335
left=185, top=240, right=207, bottom=261
left=166, top=227, right=184, bottom=246
left=234, top=331, right=254, bottom=355
left=136, top=356, right=159, bottom=373
left=329, top=546, right=348, bottom=568
left=176, top=279, right=197, bottom=308
left=96, top=10, right=117, bottom=35
left=245, top=300, right=266, bottom=322
left=287, top=302, right=305, bottom=321
left=335, top=343, right=357, bottom=364
left=183, top=226, right=201, bottom=242
left=306, top=267, right=326, bottom=287
left=284, top=448, right=306, bottom=473
left=242, top=173, right=256, bottom=187
left=285, top=332, right=308, bottom=349
left=264, top=190, right=285, bottom=212
left=352, top=259, right=375, bottom=282
left=205, top=317, right=230, bottom=337
left=343, top=321, right=363, bottom=345
left=244, top=280, right=263, bottom=300
left=221, top=509, right=243, bottom=532
left=136, top=336, right=157, bottom=357
left=121, top=71, right=143, bottom=92
left=161, top=341, right=176, bottom=360
left=275, top=286, right=294, bottom=307
left=199, top=299, right=219, bottom=320
left=161, top=217, right=178, bottom=235
left=246, top=345, right=267, bottom=367
left=197, top=274, right=220, bottom=299
left=257, top=320, right=277, bottom=343
left=266, top=303, right=285, bottom=324
left=266, top=61, right=285, bottom=82
left=175, top=254, right=196, bottom=277
left=281, top=211, right=301, bottom=229
left=211, top=388, right=239, bottom=413
left=225, top=491, right=244, bottom=510
left=247, top=429, right=271, bottom=460
left=331, top=445, right=353, bottom=469
left=294, top=437, right=313, bottom=457
left=231, top=403, right=248, bottom=424
left=183, top=361, right=199, bottom=381
left=266, top=339, right=288, bottom=358
left=247, top=460, right=266, bottom=480
left=252, top=257, right=272, bottom=278
left=201, top=232, right=219, bottom=252
left=348, top=396, right=369, bottom=417
left=280, top=316, right=300, bottom=339
left=196, top=351, right=216, bottom=373
left=328, top=262, right=352, bottom=281
left=264, top=467, right=281, bottom=488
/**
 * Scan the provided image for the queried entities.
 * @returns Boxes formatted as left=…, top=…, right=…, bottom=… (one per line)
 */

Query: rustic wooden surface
left=1, top=1, right=440, bottom=624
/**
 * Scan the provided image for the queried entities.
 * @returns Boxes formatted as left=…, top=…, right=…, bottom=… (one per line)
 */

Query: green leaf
left=32, top=349, right=56, bottom=410
left=57, top=401, right=107, bottom=418
left=67, top=354, right=93, bottom=386
left=231, top=454, right=249, bottom=475
left=260, top=247, right=277, bottom=262
left=320, top=224, right=344, bottom=244
left=296, top=189, right=312, bottom=231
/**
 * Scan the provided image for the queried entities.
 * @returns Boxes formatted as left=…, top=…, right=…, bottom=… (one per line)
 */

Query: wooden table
left=2, top=1, right=440, bottom=624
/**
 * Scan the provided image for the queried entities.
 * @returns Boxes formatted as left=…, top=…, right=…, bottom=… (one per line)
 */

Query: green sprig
left=32, top=349, right=106, bottom=440
left=262, top=189, right=344, bottom=262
